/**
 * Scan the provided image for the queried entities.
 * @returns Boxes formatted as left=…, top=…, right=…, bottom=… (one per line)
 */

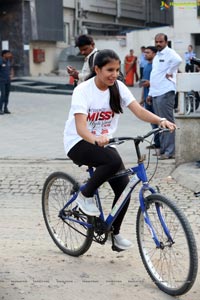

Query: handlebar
left=108, top=127, right=169, bottom=145
left=108, top=128, right=170, bottom=161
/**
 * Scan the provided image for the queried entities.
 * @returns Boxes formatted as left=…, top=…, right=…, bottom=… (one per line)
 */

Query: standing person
left=67, top=34, right=98, bottom=85
left=184, top=45, right=196, bottom=73
left=148, top=33, right=182, bottom=160
left=124, top=49, right=138, bottom=86
left=139, top=46, right=160, bottom=152
left=64, top=49, right=176, bottom=250
left=0, top=50, right=14, bottom=115
left=139, top=46, right=147, bottom=79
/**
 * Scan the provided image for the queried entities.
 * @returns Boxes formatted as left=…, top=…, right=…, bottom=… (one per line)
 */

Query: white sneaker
left=113, top=234, right=133, bottom=250
left=76, top=193, right=100, bottom=216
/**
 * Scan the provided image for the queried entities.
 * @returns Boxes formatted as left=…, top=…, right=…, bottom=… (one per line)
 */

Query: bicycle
left=42, top=127, right=198, bottom=296
left=185, top=91, right=200, bottom=115
left=186, top=56, right=200, bottom=114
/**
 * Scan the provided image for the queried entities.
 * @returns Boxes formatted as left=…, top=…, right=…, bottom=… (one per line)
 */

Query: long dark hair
left=87, top=49, right=123, bottom=114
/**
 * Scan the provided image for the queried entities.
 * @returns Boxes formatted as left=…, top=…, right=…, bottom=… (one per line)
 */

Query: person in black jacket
left=0, top=50, right=14, bottom=115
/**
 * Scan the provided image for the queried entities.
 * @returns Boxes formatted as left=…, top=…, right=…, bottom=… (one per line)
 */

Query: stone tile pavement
left=0, top=158, right=200, bottom=300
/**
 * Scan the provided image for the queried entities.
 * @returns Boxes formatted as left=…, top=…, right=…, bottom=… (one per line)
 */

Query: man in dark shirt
left=139, top=46, right=160, bottom=151
left=0, top=50, right=13, bottom=114
left=66, top=35, right=97, bottom=85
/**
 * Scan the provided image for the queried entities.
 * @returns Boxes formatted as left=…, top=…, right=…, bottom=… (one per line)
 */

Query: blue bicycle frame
left=61, top=162, right=173, bottom=249
left=60, top=129, right=174, bottom=248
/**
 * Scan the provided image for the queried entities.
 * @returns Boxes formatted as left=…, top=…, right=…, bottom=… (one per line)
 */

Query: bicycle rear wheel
left=42, top=172, right=94, bottom=256
left=185, top=92, right=200, bottom=114
left=185, top=93, right=192, bottom=115
left=136, top=194, right=198, bottom=296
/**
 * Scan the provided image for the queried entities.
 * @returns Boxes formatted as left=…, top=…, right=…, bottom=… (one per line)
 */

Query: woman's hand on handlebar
left=95, top=135, right=109, bottom=147
left=159, top=119, right=177, bottom=132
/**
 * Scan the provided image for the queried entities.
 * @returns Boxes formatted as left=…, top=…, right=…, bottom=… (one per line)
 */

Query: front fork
left=139, top=185, right=174, bottom=248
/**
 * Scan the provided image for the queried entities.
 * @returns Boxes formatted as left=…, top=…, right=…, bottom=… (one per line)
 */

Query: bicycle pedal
left=111, top=245, right=125, bottom=252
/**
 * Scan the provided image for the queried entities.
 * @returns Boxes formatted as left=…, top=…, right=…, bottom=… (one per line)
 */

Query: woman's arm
left=75, top=113, right=109, bottom=146
left=128, top=100, right=176, bottom=131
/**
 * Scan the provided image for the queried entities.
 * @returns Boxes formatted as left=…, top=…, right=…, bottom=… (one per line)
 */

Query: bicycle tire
left=136, top=194, right=198, bottom=296
left=185, top=94, right=192, bottom=115
left=185, top=92, right=200, bottom=114
left=194, top=91, right=200, bottom=110
left=190, top=91, right=200, bottom=112
left=42, top=172, right=94, bottom=256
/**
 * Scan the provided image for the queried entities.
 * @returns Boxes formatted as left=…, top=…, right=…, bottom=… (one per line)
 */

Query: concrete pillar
left=175, top=115, right=200, bottom=165
left=175, top=73, right=200, bottom=166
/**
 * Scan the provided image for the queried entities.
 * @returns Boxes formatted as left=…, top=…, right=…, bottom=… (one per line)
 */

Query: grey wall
left=34, top=0, right=64, bottom=41
left=175, top=116, right=200, bottom=165
left=0, top=0, right=31, bottom=76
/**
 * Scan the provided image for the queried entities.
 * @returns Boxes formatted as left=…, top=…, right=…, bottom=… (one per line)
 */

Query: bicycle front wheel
left=42, top=172, right=94, bottom=256
left=136, top=194, right=198, bottom=296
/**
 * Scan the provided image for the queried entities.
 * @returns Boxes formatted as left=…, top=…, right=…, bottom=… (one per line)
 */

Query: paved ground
left=0, top=82, right=200, bottom=300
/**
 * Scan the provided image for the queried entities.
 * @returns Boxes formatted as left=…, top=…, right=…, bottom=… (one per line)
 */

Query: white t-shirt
left=63, top=77, right=135, bottom=155
left=78, top=48, right=98, bottom=83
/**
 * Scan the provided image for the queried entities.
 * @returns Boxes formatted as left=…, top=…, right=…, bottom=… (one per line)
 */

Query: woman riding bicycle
left=63, top=49, right=176, bottom=250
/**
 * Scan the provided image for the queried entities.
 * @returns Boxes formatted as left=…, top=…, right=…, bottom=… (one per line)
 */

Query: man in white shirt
left=148, top=33, right=182, bottom=160
left=67, top=35, right=98, bottom=84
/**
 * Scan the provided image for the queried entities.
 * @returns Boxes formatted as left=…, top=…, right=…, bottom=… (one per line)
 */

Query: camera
left=190, top=57, right=200, bottom=67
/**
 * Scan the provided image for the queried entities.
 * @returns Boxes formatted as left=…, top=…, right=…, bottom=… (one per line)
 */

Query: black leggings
left=68, top=140, right=130, bottom=234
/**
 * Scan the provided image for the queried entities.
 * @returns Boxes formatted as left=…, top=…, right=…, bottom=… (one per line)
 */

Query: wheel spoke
left=42, top=172, right=94, bottom=256
left=136, top=194, right=198, bottom=296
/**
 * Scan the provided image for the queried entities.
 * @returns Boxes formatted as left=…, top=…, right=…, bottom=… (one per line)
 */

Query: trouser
left=185, top=64, right=194, bottom=73
left=68, top=140, right=130, bottom=234
left=140, top=67, right=144, bottom=79
left=152, top=91, right=175, bottom=157
left=0, top=82, right=11, bottom=111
